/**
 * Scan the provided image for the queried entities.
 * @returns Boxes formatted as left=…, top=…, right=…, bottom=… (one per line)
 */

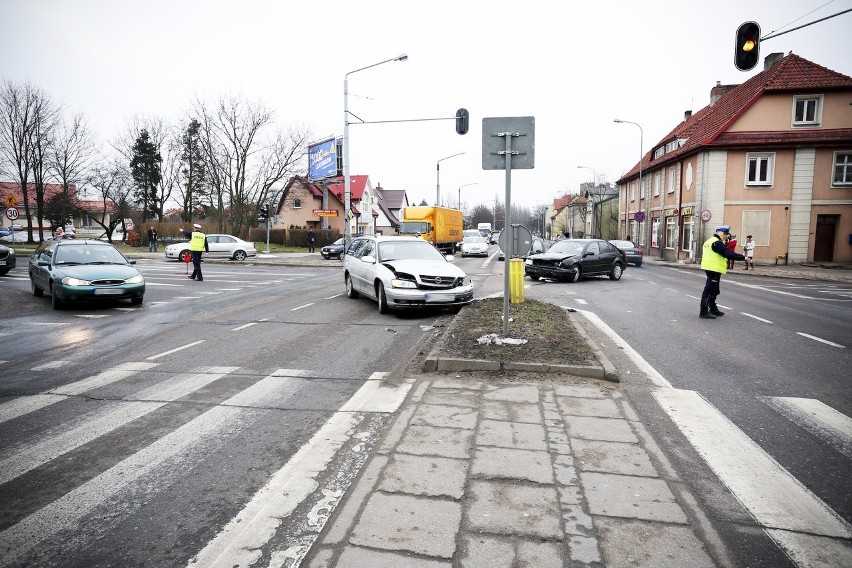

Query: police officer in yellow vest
left=180, top=224, right=209, bottom=281
left=699, top=225, right=745, bottom=319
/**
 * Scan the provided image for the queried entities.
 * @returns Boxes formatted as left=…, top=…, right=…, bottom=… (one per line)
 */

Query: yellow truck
left=398, top=206, right=463, bottom=254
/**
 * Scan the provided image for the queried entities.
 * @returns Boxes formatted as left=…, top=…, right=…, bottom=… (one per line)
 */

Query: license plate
left=93, top=288, right=124, bottom=295
left=0, top=260, right=5, bottom=266
left=424, top=294, right=452, bottom=303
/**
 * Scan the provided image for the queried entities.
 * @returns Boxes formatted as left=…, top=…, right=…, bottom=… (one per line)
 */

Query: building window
left=681, top=216, right=694, bottom=257
left=294, top=198, right=302, bottom=209
left=792, top=95, right=822, bottom=126
left=651, top=217, right=660, bottom=248
left=667, top=167, right=676, bottom=193
left=630, top=181, right=636, bottom=202
left=665, top=217, right=677, bottom=250
left=833, top=152, right=852, bottom=187
left=746, top=153, right=774, bottom=186
left=653, top=172, right=661, bottom=197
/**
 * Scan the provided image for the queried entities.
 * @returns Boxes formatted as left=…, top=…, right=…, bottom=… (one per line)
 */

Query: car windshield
left=464, top=236, right=487, bottom=243
left=378, top=240, right=445, bottom=262
left=55, top=245, right=127, bottom=265
left=547, top=240, right=585, bottom=256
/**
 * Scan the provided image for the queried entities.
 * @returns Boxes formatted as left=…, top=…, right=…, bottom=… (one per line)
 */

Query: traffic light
left=258, top=203, right=269, bottom=224
left=734, top=21, right=761, bottom=71
left=455, top=108, right=469, bottom=135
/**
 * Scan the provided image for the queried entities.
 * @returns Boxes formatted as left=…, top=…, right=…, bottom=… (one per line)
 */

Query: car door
left=353, top=240, right=377, bottom=296
left=205, top=235, right=226, bottom=258
left=599, top=241, right=622, bottom=271
left=581, top=241, right=604, bottom=274
left=30, top=242, right=54, bottom=290
left=346, top=239, right=370, bottom=293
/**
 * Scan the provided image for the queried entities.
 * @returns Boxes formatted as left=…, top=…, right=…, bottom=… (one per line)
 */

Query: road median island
left=422, top=297, right=618, bottom=381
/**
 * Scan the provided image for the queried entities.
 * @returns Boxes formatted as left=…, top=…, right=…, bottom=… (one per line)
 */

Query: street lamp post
left=576, top=165, right=597, bottom=187
left=436, top=152, right=465, bottom=207
left=457, top=182, right=478, bottom=210
left=343, top=53, right=408, bottom=250
left=613, top=119, right=643, bottom=243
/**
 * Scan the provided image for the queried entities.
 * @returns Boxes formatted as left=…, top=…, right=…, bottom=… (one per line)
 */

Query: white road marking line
left=232, top=323, right=257, bottom=331
left=291, top=303, right=314, bottom=311
left=796, top=332, right=845, bottom=348
left=144, top=282, right=184, bottom=287
left=0, top=362, right=159, bottom=425
left=762, top=397, right=852, bottom=460
left=324, top=293, right=343, bottom=300
left=574, top=309, right=671, bottom=388
left=0, top=374, right=290, bottom=566
left=74, top=314, right=110, bottom=318
left=146, top=340, right=205, bottom=360
left=30, top=361, right=69, bottom=371
left=666, top=288, right=679, bottom=293
left=742, top=312, right=774, bottom=323
left=0, top=368, right=238, bottom=485
left=686, top=294, right=701, bottom=300
left=575, top=299, right=588, bottom=305
left=187, top=373, right=410, bottom=568
left=653, top=389, right=852, bottom=544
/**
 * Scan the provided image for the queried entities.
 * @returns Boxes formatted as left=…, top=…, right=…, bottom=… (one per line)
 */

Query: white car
left=460, top=236, right=489, bottom=257
left=343, top=235, right=474, bottom=314
left=164, top=234, right=257, bottom=262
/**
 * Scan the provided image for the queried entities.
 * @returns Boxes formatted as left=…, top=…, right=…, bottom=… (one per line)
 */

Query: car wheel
left=376, top=282, right=390, bottom=314
left=50, top=283, right=63, bottom=310
left=345, top=273, right=359, bottom=299
left=31, top=277, right=44, bottom=297
left=609, top=263, right=623, bottom=280
left=233, top=250, right=247, bottom=261
left=567, top=265, right=581, bottom=283
left=131, top=296, right=143, bottom=305
left=635, top=261, right=642, bottom=267
left=179, top=250, right=191, bottom=263
left=0, top=268, right=9, bottom=276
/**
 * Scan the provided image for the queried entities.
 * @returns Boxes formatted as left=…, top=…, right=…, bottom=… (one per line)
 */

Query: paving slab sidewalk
left=305, top=375, right=722, bottom=567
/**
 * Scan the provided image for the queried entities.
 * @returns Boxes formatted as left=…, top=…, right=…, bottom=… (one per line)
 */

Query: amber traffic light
left=735, top=21, right=761, bottom=71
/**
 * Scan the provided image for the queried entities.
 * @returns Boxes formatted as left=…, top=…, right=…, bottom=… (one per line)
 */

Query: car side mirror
left=444, top=254, right=455, bottom=262
left=38, top=259, right=49, bottom=266
left=361, top=255, right=376, bottom=264
left=129, top=260, right=136, bottom=265
left=584, top=251, right=594, bottom=257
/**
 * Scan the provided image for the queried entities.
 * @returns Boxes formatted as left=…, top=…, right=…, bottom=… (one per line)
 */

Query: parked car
left=321, top=237, right=345, bottom=260
left=343, top=235, right=474, bottom=314
left=28, top=239, right=145, bottom=309
left=0, top=244, right=16, bottom=276
left=498, top=236, right=547, bottom=261
left=609, top=239, right=644, bottom=266
left=164, top=234, right=257, bottom=262
left=460, top=235, right=489, bottom=257
left=524, top=238, right=626, bottom=282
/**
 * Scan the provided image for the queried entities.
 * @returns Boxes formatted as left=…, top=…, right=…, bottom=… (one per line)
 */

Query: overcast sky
left=2, top=0, right=851, bottom=210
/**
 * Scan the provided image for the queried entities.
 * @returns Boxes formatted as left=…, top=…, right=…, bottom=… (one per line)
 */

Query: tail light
left=636, top=248, right=643, bottom=254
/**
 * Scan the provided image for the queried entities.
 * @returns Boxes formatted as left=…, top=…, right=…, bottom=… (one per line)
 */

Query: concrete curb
left=422, top=303, right=618, bottom=382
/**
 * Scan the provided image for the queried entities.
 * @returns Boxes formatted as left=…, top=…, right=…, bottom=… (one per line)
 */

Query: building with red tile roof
left=615, top=52, right=852, bottom=264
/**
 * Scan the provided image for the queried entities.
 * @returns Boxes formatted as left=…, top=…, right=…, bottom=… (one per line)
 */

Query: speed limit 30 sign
left=5, top=207, right=19, bottom=221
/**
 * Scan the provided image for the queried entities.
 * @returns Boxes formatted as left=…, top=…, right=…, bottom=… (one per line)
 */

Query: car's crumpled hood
left=528, top=252, right=579, bottom=263
left=381, top=258, right=466, bottom=278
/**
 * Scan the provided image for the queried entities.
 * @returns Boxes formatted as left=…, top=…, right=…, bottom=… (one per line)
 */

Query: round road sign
left=700, top=210, right=712, bottom=222
left=633, top=211, right=646, bottom=223
left=5, top=207, right=19, bottom=221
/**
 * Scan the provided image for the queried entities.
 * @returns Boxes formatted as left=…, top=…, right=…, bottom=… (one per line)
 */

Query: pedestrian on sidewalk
left=307, top=228, right=317, bottom=253
left=725, top=233, right=738, bottom=269
left=699, top=225, right=745, bottom=319
left=147, top=226, right=158, bottom=252
left=743, top=235, right=755, bottom=270
left=179, top=224, right=209, bottom=281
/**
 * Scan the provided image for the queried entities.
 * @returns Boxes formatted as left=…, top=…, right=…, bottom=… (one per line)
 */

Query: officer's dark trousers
left=700, top=270, right=721, bottom=314
left=190, top=251, right=203, bottom=280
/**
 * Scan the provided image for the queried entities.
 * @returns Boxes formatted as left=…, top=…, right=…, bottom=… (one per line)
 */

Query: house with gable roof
left=274, top=175, right=408, bottom=236
left=615, top=52, right=852, bottom=264
left=0, top=182, right=117, bottom=237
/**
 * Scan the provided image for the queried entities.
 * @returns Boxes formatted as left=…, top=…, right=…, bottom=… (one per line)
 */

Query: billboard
left=308, top=138, right=338, bottom=181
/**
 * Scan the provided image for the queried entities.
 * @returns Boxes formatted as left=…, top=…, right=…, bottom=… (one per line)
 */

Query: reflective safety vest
left=701, top=237, right=727, bottom=273
left=189, top=231, right=206, bottom=252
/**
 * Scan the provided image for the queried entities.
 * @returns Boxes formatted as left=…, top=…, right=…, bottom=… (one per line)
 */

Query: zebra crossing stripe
left=0, top=362, right=159, bottom=425
left=0, top=373, right=294, bottom=566
left=762, top=397, right=852, bottom=460
left=653, top=388, right=852, bottom=541
left=0, top=367, right=240, bottom=485
left=186, top=375, right=413, bottom=568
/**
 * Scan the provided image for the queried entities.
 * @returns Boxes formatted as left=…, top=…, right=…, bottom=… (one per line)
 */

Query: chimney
left=710, top=81, right=738, bottom=105
left=764, top=52, right=784, bottom=71
left=684, top=110, right=692, bottom=120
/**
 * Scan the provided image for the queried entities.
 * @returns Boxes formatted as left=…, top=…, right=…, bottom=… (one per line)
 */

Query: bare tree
left=0, top=80, right=55, bottom=242
left=50, top=112, right=97, bottom=230
left=192, top=94, right=311, bottom=237
left=85, top=158, right=134, bottom=242
left=29, top=95, right=61, bottom=234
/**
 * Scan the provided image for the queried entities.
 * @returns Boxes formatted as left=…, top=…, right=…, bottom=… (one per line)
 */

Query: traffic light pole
left=265, top=202, right=271, bottom=254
